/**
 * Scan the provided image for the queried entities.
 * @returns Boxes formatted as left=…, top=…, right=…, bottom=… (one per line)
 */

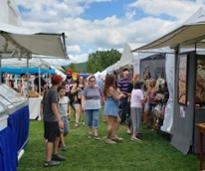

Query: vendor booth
left=0, top=84, right=28, bottom=171
left=0, top=23, right=68, bottom=171
left=132, top=7, right=205, bottom=155
left=140, top=53, right=166, bottom=80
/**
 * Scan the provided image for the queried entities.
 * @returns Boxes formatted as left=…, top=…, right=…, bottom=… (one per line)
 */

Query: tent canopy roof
left=0, top=22, right=68, bottom=59
left=132, top=8, right=205, bottom=52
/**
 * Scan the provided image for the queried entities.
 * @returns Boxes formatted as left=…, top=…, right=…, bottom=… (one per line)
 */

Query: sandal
left=105, top=138, right=116, bottom=144
left=94, top=136, right=101, bottom=140
left=131, top=137, right=143, bottom=143
left=74, top=123, right=78, bottom=128
left=111, top=136, right=123, bottom=142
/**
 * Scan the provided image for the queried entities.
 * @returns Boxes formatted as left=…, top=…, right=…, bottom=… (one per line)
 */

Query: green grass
left=18, top=114, right=199, bottom=171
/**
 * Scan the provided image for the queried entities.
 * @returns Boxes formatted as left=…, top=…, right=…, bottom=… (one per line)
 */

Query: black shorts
left=44, top=121, right=60, bottom=142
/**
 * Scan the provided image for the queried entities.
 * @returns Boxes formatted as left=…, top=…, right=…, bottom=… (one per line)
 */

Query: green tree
left=87, top=49, right=121, bottom=73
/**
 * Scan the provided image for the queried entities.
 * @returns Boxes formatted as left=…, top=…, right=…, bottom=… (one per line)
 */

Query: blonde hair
left=132, top=74, right=140, bottom=85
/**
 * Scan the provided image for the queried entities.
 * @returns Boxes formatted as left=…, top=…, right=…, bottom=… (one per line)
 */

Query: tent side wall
left=171, top=52, right=196, bottom=154
left=140, top=54, right=166, bottom=79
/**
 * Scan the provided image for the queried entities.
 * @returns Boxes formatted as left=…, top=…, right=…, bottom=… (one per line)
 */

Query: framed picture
left=178, top=54, right=188, bottom=105
left=195, top=55, right=205, bottom=105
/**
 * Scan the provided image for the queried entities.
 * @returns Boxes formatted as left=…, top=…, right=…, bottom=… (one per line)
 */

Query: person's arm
left=67, top=104, right=70, bottom=119
left=141, top=91, right=145, bottom=104
left=109, top=87, right=124, bottom=100
left=81, top=95, right=85, bottom=111
left=40, top=102, right=44, bottom=120
left=67, top=98, right=70, bottom=118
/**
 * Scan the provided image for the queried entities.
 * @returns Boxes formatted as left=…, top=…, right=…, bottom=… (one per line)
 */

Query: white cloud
left=67, top=45, right=81, bottom=54
left=69, top=53, right=88, bottom=63
left=16, top=0, right=205, bottom=64
left=16, top=0, right=112, bottom=21
left=128, top=0, right=204, bottom=21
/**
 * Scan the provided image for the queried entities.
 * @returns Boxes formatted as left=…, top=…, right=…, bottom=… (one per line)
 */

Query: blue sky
left=16, top=0, right=205, bottom=63
left=81, top=0, right=134, bottom=20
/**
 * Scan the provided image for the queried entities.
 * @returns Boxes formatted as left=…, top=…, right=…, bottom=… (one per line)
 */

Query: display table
left=29, top=97, right=42, bottom=120
left=196, top=123, right=205, bottom=171
left=0, top=105, right=29, bottom=171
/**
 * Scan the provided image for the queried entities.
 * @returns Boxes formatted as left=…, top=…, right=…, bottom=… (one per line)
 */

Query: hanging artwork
left=178, top=54, right=188, bottom=105
left=195, top=55, right=205, bottom=105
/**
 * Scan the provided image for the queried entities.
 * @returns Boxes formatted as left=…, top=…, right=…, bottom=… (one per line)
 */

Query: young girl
left=58, top=85, right=70, bottom=151
left=130, top=81, right=144, bottom=142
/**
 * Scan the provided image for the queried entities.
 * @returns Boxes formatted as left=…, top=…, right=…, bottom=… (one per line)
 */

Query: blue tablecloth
left=0, top=106, right=29, bottom=171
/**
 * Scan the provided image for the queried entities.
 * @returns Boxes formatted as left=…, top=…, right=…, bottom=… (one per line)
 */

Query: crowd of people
left=38, top=68, right=169, bottom=167
left=2, top=73, right=49, bottom=97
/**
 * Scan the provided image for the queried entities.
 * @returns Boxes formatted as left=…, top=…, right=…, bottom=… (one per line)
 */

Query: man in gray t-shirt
left=43, top=88, right=59, bottom=122
left=42, top=75, right=66, bottom=167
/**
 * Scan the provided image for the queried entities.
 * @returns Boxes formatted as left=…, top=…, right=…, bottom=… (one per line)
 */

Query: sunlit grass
left=18, top=113, right=199, bottom=171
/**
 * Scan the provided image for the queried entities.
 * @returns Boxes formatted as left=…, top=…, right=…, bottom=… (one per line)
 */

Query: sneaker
left=44, top=160, right=60, bottom=167
left=105, top=138, right=117, bottom=144
left=52, top=154, right=66, bottom=161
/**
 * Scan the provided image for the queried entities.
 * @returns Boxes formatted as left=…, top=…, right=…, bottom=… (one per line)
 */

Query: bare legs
left=45, top=137, right=60, bottom=161
left=45, top=141, right=53, bottom=161
left=105, top=116, right=122, bottom=144
left=74, top=104, right=81, bottom=127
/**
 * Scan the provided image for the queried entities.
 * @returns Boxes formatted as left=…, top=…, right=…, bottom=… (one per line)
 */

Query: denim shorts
left=60, top=116, right=69, bottom=134
left=85, top=109, right=100, bottom=128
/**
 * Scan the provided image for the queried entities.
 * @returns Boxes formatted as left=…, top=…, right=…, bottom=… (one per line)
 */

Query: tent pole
left=0, top=55, right=2, bottom=84
left=38, top=68, right=41, bottom=95
left=26, top=55, right=30, bottom=97
left=195, top=43, right=197, bottom=54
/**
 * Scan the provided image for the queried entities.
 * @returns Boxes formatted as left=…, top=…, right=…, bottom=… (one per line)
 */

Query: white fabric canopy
left=2, top=58, right=50, bottom=68
left=116, top=44, right=134, bottom=70
left=102, top=44, right=134, bottom=73
left=133, top=8, right=205, bottom=51
left=0, top=22, right=67, bottom=59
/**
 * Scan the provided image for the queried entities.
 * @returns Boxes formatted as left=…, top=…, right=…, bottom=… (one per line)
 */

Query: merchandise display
left=195, top=55, right=205, bottom=105
left=178, top=54, right=188, bottom=105
left=0, top=100, right=9, bottom=131
left=0, top=84, right=27, bottom=108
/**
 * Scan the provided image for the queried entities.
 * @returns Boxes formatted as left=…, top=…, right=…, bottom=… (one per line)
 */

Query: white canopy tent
left=0, top=22, right=67, bottom=59
left=0, top=23, right=68, bottom=83
left=2, top=58, right=50, bottom=68
left=133, top=8, right=205, bottom=52
left=117, top=44, right=134, bottom=70
left=132, top=7, right=205, bottom=154
left=102, top=44, right=134, bottom=74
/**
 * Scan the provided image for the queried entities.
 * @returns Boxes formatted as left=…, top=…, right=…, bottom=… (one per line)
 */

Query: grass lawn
left=18, top=114, right=199, bottom=171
